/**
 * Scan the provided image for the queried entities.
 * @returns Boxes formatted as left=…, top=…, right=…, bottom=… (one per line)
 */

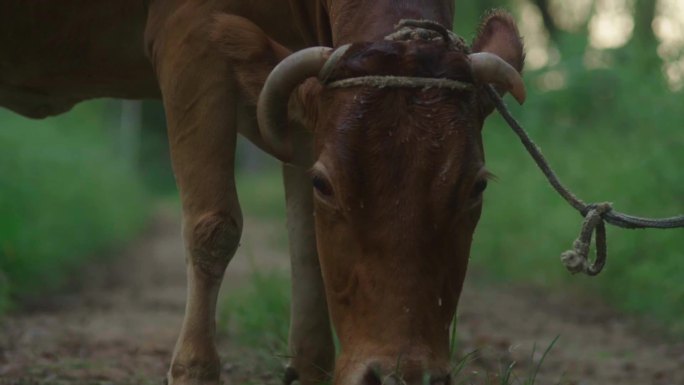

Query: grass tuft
left=219, top=270, right=290, bottom=349
left=218, top=269, right=291, bottom=376
left=523, top=336, right=559, bottom=385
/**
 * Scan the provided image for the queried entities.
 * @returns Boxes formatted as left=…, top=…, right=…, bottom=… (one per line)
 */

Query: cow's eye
left=471, top=179, right=488, bottom=198
left=313, top=174, right=334, bottom=197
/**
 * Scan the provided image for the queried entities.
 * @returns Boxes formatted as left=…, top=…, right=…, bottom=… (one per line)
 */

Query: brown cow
left=0, top=1, right=524, bottom=384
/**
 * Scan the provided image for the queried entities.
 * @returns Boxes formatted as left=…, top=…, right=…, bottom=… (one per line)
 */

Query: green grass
left=219, top=270, right=290, bottom=349
left=0, top=102, right=149, bottom=312
left=218, top=269, right=291, bottom=378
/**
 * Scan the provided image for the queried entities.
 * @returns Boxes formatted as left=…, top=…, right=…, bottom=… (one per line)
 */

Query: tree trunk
left=531, top=0, right=560, bottom=42
left=632, top=0, right=658, bottom=48
left=628, top=0, right=661, bottom=73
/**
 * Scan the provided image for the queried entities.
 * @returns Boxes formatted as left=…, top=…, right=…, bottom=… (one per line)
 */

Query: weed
left=218, top=269, right=291, bottom=373
left=523, top=336, right=559, bottom=385
left=448, top=336, right=560, bottom=385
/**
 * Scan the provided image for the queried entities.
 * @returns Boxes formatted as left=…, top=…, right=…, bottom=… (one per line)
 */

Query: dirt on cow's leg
left=282, top=164, right=335, bottom=385
left=148, top=6, right=243, bottom=383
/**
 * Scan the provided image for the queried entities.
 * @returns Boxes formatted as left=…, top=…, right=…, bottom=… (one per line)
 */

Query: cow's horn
left=257, top=46, right=333, bottom=162
left=469, top=52, right=526, bottom=104
left=319, top=44, right=352, bottom=83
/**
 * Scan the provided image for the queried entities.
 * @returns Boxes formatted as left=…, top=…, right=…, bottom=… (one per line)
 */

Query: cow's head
left=214, top=10, right=524, bottom=385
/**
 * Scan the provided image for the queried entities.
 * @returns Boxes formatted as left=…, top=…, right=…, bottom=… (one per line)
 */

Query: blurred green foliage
left=139, top=101, right=177, bottom=194
left=474, top=61, right=684, bottom=333
left=0, top=102, right=149, bottom=312
left=219, top=270, right=290, bottom=349
left=464, top=1, right=684, bottom=333
left=235, top=154, right=286, bottom=220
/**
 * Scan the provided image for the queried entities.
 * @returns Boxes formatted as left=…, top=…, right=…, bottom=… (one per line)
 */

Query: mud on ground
left=1, top=209, right=683, bottom=385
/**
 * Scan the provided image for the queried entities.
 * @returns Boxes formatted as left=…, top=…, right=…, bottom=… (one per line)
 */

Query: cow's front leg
left=153, top=19, right=241, bottom=384
left=282, top=164, right=335, bottom=385
left=165, top=88, right=241, bottom=385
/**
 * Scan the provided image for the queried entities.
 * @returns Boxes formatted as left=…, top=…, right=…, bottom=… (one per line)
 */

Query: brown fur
left=0, top=0, right=158, bottom=118
left=210, top=14, right=291, bottom=104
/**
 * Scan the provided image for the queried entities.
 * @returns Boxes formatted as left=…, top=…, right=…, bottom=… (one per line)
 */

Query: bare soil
left=1, top=208, right=683, bottom=385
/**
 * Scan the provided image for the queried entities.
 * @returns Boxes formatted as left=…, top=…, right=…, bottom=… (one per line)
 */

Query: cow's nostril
left=359, top=365, right=450, bottom=385
left=430, top=373, right=451, bottom=385
left=361, top=367, right=383, bottom=385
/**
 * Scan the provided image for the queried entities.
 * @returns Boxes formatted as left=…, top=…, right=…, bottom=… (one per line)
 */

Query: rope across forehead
left=256, top=18, right=524, bottom=159
left=320, top=19, right=475, bottom=92
left=314, top=20, right=526, bottom=103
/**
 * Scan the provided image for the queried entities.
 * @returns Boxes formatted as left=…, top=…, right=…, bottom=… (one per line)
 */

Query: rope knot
left=560, top=250, right=583, bottom=274
left=385, top=19, right=470, bottom=53
left=560, top=202, right=612, bottom=276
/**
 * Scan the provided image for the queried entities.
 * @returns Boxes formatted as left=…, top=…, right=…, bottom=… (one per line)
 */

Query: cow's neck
left=327, top=0, right=455, bottom=45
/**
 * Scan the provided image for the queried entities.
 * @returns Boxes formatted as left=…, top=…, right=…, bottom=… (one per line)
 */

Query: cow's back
left=0, top=0, right=329, bottom=119
left=0, top=0, right=161, bottom=118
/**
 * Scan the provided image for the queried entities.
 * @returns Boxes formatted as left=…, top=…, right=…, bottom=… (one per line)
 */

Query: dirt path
left=1, top=209, right=682, bottom=385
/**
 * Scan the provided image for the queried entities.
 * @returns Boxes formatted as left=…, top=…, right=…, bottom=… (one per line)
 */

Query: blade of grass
left=525, top=335, right=560, bottom=385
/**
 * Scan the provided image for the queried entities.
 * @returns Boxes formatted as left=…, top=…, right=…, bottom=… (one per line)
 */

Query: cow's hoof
left=166, top=377, right=221, bottom=385
left=167, top=364, right=222, bottom=385
left=283, top=366, right=299, bottom=385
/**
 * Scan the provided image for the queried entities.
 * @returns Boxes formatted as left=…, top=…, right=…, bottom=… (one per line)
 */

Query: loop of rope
left=560, top=203, right=610, bottom=276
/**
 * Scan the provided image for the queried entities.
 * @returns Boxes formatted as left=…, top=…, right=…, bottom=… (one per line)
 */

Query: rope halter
left=319, top=19, right=684, bottom=277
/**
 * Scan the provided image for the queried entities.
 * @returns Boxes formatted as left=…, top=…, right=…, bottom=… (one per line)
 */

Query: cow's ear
left=211, top=14, right=291, bottom=104
left=211, top=14, right=320, bottom=132
left=472, top=11, right=525, bottom=116
left=472, top=11, right=525, bottom=73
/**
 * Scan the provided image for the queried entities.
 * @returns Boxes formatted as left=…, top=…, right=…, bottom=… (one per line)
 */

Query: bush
left=0, top=102, right=149, bottom=312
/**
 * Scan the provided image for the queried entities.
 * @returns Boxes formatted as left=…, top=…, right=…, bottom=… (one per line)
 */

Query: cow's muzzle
left=334, top=353, right=452, bottom=385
